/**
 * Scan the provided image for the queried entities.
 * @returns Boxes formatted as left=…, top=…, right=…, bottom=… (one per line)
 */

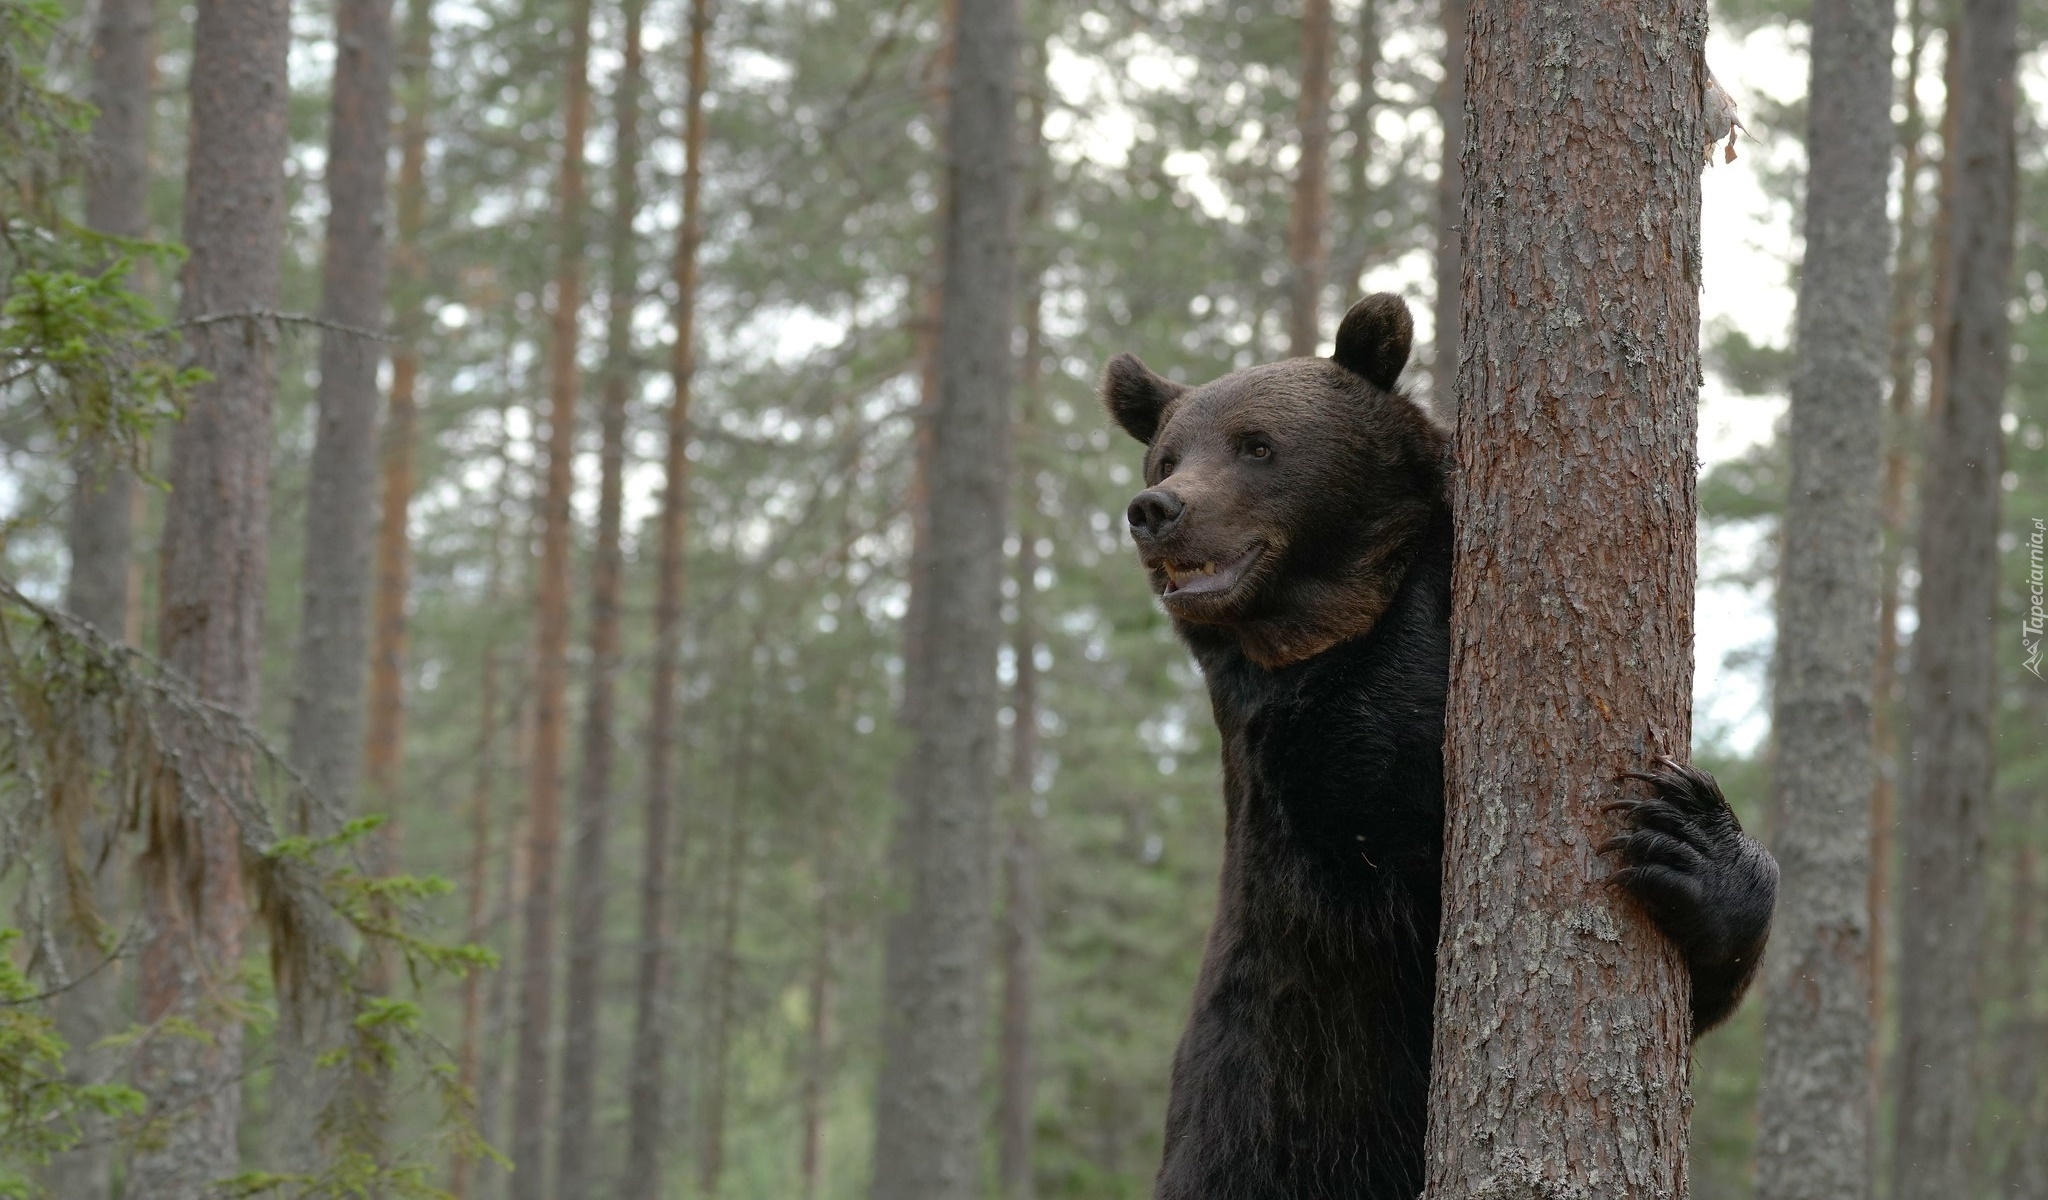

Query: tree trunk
left=128, top=0, right=289, bottom=1189
left=1431, top=0, right=1466, bottom=421
left=866, top=0, right=1016, bottom=1192
left=798, top=871, right=834, bottom=1198
left=271, top=0, right=399, bottom=1170
left=1868, top=0, right=1932, bottom=1112
left=1327, top=0, right=1382, bottom=298
left=1422, top=2, right=1705, bottom=1194
left=554, top=1, right=643, bottom=1189
left=996, top=212, right=1047, bottom=1200
left=510, top=0, right=594, bottom=1186
left=287, top=0, right=395, bottom=821
left=1284, top=0, right=1333, bottom=359
left=697, top=726, right=750, bottom=1200
left=618, top=0, right=707, bottom=1191
left=50, top=1, right=153, bottom=1192
left=1890, top=0, right=2018, bottom=1192
left=67, top=0, right=151, bottom=640
left=1751, top=0, right=1894, bottom=1194
left=483, top=793, right=532, bottom=1200
left=454, top=412, right=517, bottom=1200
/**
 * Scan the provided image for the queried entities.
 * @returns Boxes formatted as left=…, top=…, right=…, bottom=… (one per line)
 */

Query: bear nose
left=1126, top=489, right=1184, bottom=540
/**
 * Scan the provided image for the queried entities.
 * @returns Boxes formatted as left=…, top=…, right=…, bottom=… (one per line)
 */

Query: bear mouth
left=1160, top=544, right=1263, bottom=600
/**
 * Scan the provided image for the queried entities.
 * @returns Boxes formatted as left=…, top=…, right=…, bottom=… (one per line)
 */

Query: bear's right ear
left=1332, top=293, right=1413, bottom=391
left=1100, top=353, right=1187, bottom=445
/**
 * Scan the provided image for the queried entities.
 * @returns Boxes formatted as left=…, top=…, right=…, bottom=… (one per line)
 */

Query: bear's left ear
left=1100, top=353, right=1187, bottom=445
left=1331, top=293, right=1413, bottom=391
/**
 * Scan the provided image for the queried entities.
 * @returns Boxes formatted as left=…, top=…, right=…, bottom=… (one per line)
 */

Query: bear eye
left=1155, top=453, right=1178, bottom=478
left=1242, top=437, right=1272, bottom=461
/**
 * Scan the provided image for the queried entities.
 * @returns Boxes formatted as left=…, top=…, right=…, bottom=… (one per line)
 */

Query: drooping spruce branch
left=0, top=580, right=496, bottom=1197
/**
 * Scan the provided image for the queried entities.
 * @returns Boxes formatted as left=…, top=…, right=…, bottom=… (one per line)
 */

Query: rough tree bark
left=1421, top=2, right=1707, bottom=1195
left=1431, top=0, right=1466, bottom=422
left=509, top=0, right=594, bottom=1186
left=618, top=0, right=707, bottom=1190
left=866, top=0, right=1017, bottom=1192
left=1284, top=0, right=1333, bottom=358
left=271, top=0, right=399, bottom=1169
left=50, top=0, right=152, bottom=1191
left=1751, top=0, right=1895, bottom=1193
left=553, top=0, right=643, bottom=1189
left=1891, top=0, right=2018, bottom=1193
left=127, top=0, right=288, bottom=1190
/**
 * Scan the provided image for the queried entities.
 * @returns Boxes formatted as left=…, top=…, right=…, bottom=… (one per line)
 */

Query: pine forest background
left=1, top=0, right=2046, bottom=1194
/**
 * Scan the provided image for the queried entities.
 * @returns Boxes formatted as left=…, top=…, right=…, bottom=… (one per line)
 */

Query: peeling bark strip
left=1752, top=0, right=1894, bottom=1191
left=1423, top=2, right=1707, bottom=1196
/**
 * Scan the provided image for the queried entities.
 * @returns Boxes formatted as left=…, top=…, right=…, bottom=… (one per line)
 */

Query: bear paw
left=1599, top=756, right=1778, bottom=1037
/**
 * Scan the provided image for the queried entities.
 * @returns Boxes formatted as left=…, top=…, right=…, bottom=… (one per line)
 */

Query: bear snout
left=1126, top=488, right=1185, bottom=542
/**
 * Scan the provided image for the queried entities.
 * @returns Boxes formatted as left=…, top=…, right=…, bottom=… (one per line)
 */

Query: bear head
left=1100, top=293, right=1448, bottom=669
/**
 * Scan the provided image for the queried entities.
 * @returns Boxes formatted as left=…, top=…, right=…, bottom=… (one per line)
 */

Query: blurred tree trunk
left=1421, top=0, right=1703, bottom=1194
left=272, top=0, right=398, bottom=1170
left=866, top=0, right=1017, bottom=1192
left=1327, top=0, right=1380, bottom=297
left=1284, top=0, right=1332, bottom=358
left=1868, top=0, right=1933, bottom=1105
left=619, top=0, right=708, bottom=1191
left=127, top=0, right=289, bottom=1188
left=483, top=792, right=532, bottom=1200
left=1431, top=0, right=1466, bottom=420
left=554, top=1, right=644, bottom=1189
left=510, top=0, right=595, bottom=1186
left=698, top=711, right=752, bottom=1198
left=1891, top=0, right=2017, bottom=1192
left=995, top=151, right=1047, bottom=1195
left=995, top=531, right=1041, bottom=1200
left=49, top=0, right=153, bottom=1192
left=1752, top=0, right=1894, bottom=1193
left=798, top=866, right=835, bottom=1198
left=454, top=407, right=517, bottom=1200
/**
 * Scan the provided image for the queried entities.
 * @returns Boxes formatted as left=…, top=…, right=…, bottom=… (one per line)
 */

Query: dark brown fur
left=1102, top=294, right=1777, bottom=1200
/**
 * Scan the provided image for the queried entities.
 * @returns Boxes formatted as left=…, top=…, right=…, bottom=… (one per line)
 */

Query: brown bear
left=1101, top=293, right=1778, bottom=1200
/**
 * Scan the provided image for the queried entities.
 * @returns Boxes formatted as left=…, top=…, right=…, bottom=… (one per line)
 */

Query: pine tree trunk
left=1891, top=0, right=2018, bottom=1193
left=867, top=0, right=1017, bottom=1191
left=1284, top=0, right=1332, bottom=359
left=798, top=872, right=834, bottom=1198
left=619, top=0, right=707, bottom=1190
left=996, top=223, right=1047, bottom=1200
left=50, top=1, right=153, bottom=1192
left=1327, top=0, right=1381, bottom=296
left=287, top=0, right=395, bottom=819
left=1431, top=0, right=1466, bottom=421
left=483, top=794, right=533, bottom=1200
left=1751, top=0, right=1894, bottom=1193
left=454, top=408, right=516, bottom=1200
left=554, top=2, right=643, bottom=1189
left=510, top=0, right=595, bottom=1186
left=271, top=0, right=399, bottom=1170
left=1868, top=0, right=1932, bottom=1107
left=129, top=0, right=289, bottom=1189
left=1422, top=2, right=1705, bottom=1194
left=696, top=737, right=749, bottom=1200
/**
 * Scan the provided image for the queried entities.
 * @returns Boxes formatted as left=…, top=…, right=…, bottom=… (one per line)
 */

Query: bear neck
left=1228, top=497, right=1442, bottom=670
